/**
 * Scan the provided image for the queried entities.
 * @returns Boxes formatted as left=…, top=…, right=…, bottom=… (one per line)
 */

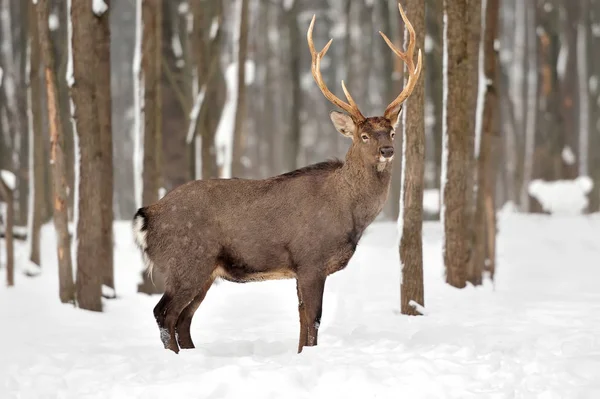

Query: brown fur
left=133, top=116, right=397, bottom=353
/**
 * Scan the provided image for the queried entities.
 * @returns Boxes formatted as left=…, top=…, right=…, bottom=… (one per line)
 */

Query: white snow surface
left=0, top=169, right=16, bottom=190
left=2, top=215, right=600, bottom=398
left=48, top=13, right=59, bottom=31
left=529, top=176, right=594, bottom=215
left=92, top=0, right=108, bottom=16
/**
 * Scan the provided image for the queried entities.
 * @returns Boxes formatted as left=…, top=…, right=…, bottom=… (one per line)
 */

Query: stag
left=133, top=3, right=422, bottom=354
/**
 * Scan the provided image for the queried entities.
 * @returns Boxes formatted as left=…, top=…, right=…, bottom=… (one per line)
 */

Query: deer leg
left=296, top=280, right=308, bottom=353
left=297, top=274, right=326, bottom=353
left=153, top=293, right=172, bottom=348
left=176, top=277, right=215, bottom=349
left=162, top=288, right=198, bottom=354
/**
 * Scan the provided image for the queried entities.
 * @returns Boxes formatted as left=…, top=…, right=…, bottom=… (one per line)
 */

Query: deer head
left=307, top=3, right=422, bottom=172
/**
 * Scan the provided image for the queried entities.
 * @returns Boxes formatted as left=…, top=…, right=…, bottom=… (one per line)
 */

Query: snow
left=215, top=61, right=255, bottom=178
left=177, top=2, right=188, bottom=14
left=48, top=13, right=59, bottom=31
left=561, top=146, right=576, bottom=165
left=474, top=0, right=487, bottom=159
left=2, top=214, right=600, bottom=398
left=528, top=176, right=593, bottom=215
left=423, top=188, right=440, bottom=214
left=441, top=11, right=448, bottom=227
left=92, top=0, right=108, bottom=16
left=0, top=169, right=16, bottom=190
left=209, top=17, right=219, bottom=39
left=283, top=0, right=295, bottom=11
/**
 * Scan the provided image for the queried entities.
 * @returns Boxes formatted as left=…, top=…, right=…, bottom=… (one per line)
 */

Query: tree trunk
left=285, top=2, right=301, bottom=173
left=442, top=0, right=469, bottom=288
left=0, top=178, right=14, bottom=287
left=137, top=0, right=165, bottom=294
left=95, top=0, right=115, bottom=294
left=590, top=0, right=600, bottom=212
left=37, top=0, right=75, bottom=303
left=27, top=0, right=44, bottom=268
left=472, top=0, right=500, bottom=285
left=231, top=0, right=250, bottom=178
left=399, top=0, right=425, bottom=316
left=464, top=0, right=482, bottom=284
left=70, top=0, right=104, bottom=311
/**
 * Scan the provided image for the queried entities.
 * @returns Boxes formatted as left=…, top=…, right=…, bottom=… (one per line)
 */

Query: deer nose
left=380, top=146, right=394, bottom=159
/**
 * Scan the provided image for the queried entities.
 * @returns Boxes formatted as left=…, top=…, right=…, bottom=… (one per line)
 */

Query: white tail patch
left=132, top=212, right=156, bottom=284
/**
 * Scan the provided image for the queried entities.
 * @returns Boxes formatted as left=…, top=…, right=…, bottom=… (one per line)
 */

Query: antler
left=307, top=15, right=365, bottom=122
left=379, top=3, right=423, bottom=120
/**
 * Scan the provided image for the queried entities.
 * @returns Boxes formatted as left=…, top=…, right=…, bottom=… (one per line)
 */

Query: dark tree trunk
left=285, top=2, right=301, bottom=173
left=95, top=0, right=114, bottom=294
left=70, top=0, right=104, bottom=311
left=27, top=0, right=44, bottom=268
left=443, top=0, right=469, bottom=288
left=162, top=1, right=190, bottom=191
left=0, top=178, right=14, bottom=287
left=472, top=0, right=500, bottom=284
left=138, top=0, right=165, bottom=294
left=399, top=0, right=425, bottom=316
left=37, top=0, right=75, bottom=303
left=464, top=0, right=481, bottom=285
left=590, top=0, right=600, bottom=212
left=232, top=0, right=250, bottom=178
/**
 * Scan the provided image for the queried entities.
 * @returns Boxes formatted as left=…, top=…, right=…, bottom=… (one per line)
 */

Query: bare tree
left=442, top=0, right=470, bottom=288
left=472, top=0, right=500, bottom=284
left=37, top=0, right=75, bottom=303
left=136, top=0, right=165, bottom=294
left=232, top=0, right=250, bottom=177
left=27, top=0, right=44, bottom=268
left=95, top=0, right=115, bottom=295
left=0, top=176, right=14, bottom=287
left=70, top=0, right=105, bottom=311
left=398, top=1, right=425, bottom=315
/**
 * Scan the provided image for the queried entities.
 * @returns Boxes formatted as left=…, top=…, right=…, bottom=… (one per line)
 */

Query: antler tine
left=307, top=15, right=365, bottom=122
left=380, top=3, right=423, bottom=119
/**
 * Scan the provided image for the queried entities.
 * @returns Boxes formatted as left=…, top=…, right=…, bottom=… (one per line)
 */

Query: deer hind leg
left=176, top=276, right=215, bottom=349
left=153, top=293, right=172, bottom=348
left=296, top=274, right=326, bottom=353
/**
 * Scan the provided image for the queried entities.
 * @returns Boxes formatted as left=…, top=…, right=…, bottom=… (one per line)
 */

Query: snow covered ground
left=1, top=212, right=600, bottom=398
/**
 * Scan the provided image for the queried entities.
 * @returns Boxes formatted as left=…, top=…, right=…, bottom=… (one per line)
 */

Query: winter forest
left=1, top=0, right=599, bottom=397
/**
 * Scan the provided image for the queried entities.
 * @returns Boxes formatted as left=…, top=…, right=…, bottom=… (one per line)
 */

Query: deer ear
left=330, top=111, right=356, bottom=139
left=385, top=105, right=403, bottom=129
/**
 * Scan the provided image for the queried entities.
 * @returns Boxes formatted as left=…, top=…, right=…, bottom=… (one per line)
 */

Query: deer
left=133, top=3, right=422, bottom=354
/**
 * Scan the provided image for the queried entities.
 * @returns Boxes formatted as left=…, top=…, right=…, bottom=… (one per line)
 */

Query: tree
left=95, top=0, right=115, bottom=295
left=472, top=0, right=500, bottom=284
left=135, top=0, right=164, bottom=294
left=442, top=0, right=470, bottom=288
left=399, top=0, right=425, bottom=315
left=37, top=0, right=75, bottom=303
left=70, top=0, right=107, bottom=311
left=0, top=175, right=14, bottom=287
left=27, top=0, right=44, bottom=269
left=231, top=0, right=250, bottom=177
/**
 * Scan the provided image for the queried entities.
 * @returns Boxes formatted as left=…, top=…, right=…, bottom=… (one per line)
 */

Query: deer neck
left=338, top=146, right=392, bottom=225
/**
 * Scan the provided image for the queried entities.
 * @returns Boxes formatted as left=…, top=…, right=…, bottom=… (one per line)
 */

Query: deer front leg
left=296, top=274, right=326, bottom=353
left=296, top=280, right=308, bottom=353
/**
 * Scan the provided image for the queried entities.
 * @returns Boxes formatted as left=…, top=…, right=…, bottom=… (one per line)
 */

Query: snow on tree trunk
left=36, top=0, right=75, bottom=303
left=398, top=0, right=425, bottom=316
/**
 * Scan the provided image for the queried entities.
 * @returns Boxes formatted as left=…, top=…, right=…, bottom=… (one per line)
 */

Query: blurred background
left=1, top=0, right=599, bottom=223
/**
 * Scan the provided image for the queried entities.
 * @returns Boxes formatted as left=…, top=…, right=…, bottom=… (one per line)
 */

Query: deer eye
left=361, top=134, right=369, bottom=142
